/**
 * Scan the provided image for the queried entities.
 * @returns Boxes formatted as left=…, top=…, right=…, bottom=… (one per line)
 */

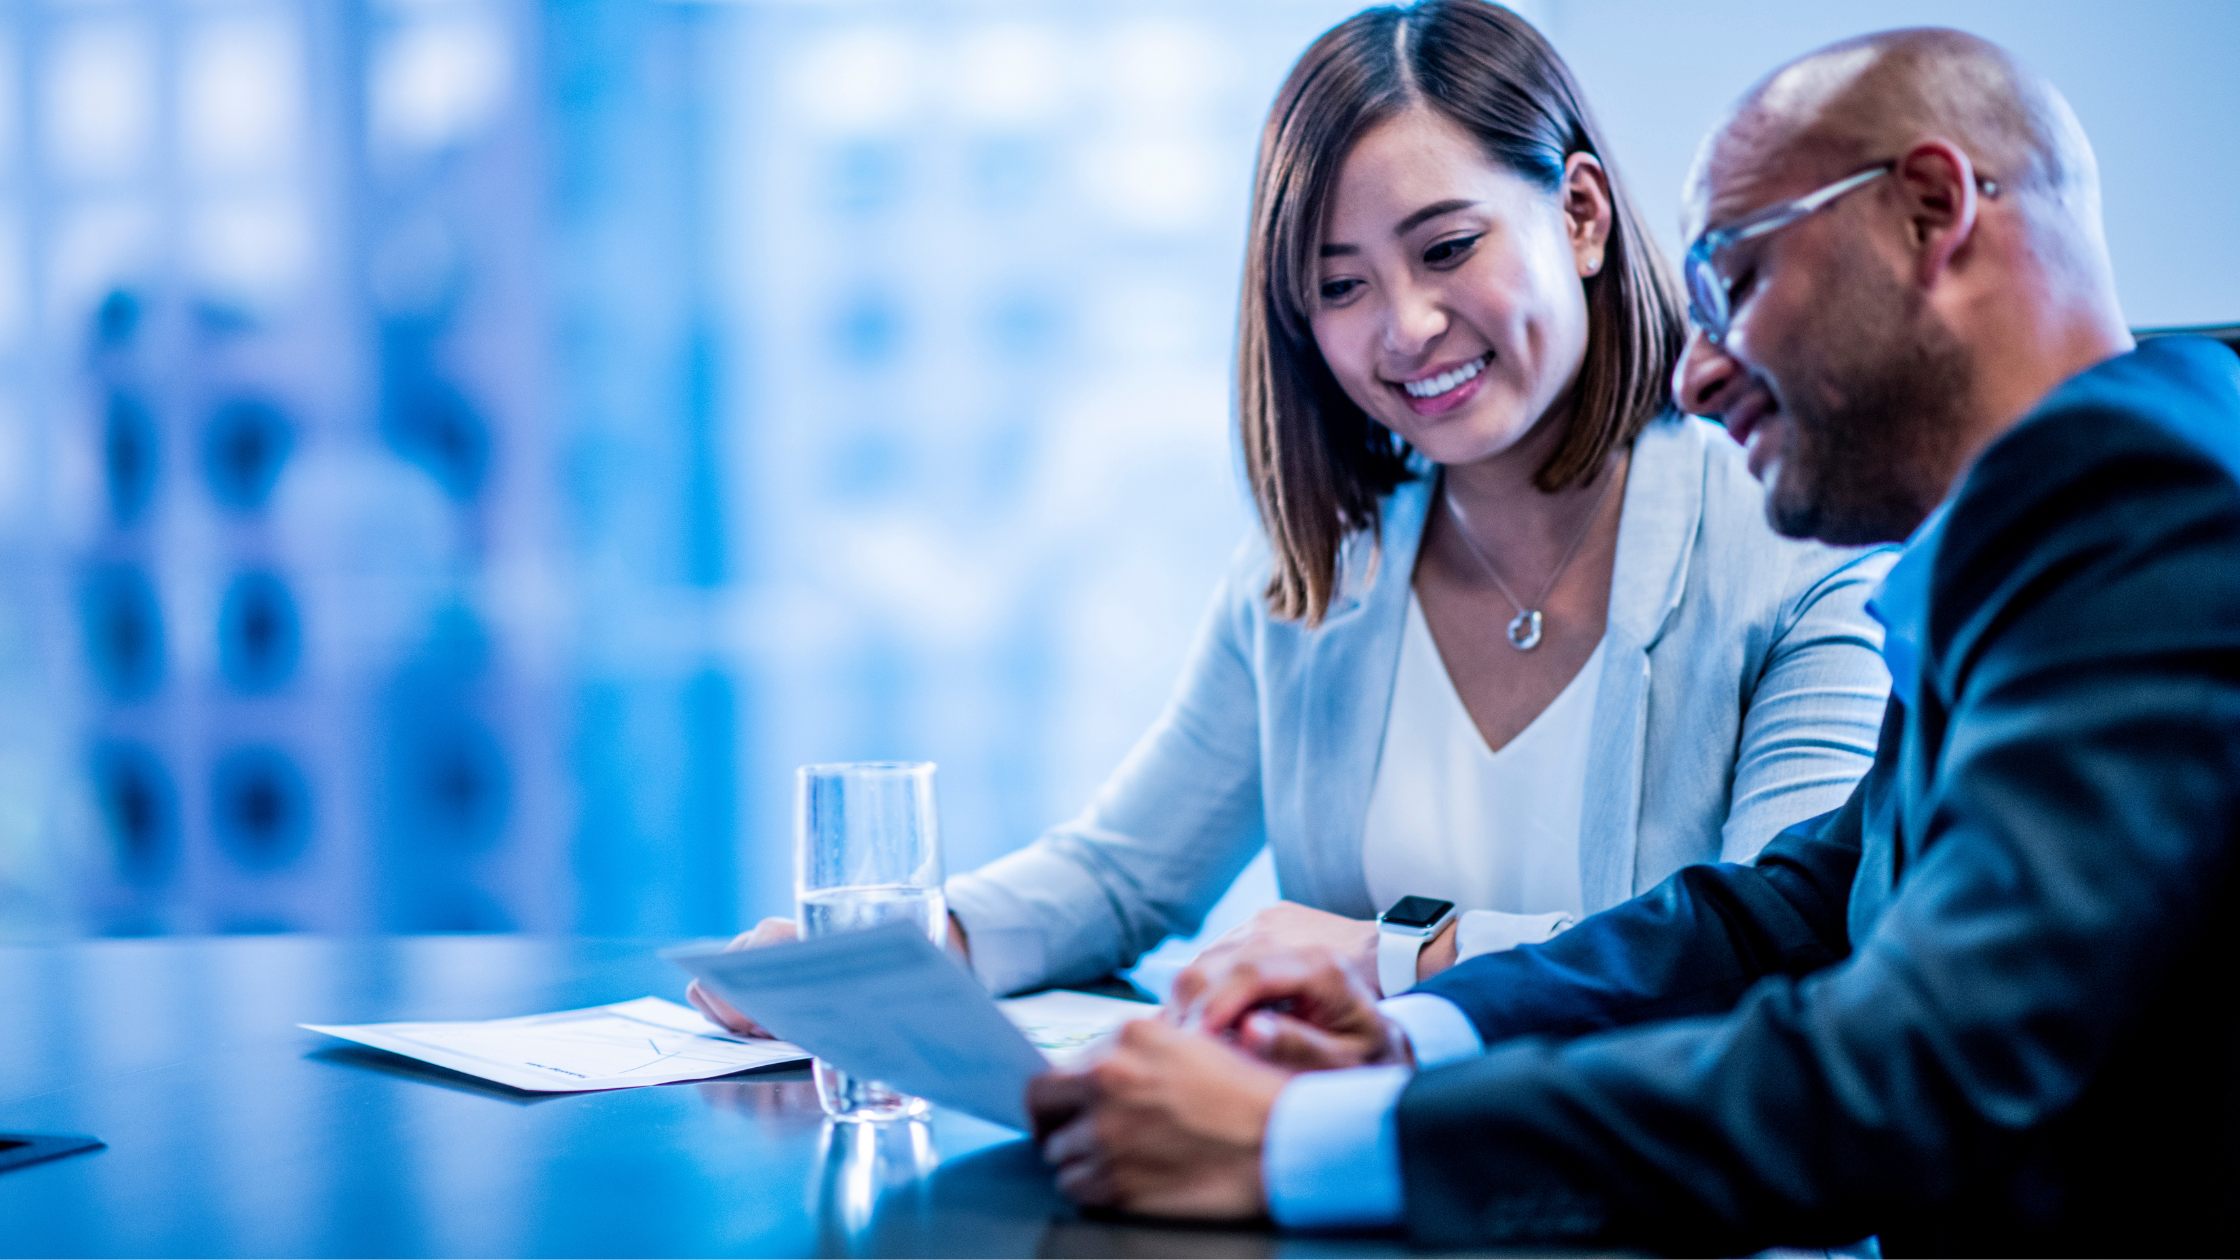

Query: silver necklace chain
left=1442, top=470, right=1617, bottom=651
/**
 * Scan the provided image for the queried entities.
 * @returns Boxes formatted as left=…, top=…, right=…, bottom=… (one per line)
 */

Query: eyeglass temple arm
left=1723, top=165, right=1893, bottom=247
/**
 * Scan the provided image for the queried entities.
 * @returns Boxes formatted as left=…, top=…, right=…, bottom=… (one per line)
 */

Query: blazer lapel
left=1288, top=475, right=1434, bottom=917
left=1580, top=417, right=1704, bottom=908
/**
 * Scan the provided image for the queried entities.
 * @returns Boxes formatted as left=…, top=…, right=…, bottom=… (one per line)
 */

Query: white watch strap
left=1377, top=929, right=1421, bottom=997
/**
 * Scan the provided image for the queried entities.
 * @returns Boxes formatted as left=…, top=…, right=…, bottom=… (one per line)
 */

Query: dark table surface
left=0, top=935, right=1463, bottom=1258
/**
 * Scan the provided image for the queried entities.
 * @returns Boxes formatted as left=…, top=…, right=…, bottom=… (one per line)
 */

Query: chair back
left=2136, top=323, right=2240, bottom=358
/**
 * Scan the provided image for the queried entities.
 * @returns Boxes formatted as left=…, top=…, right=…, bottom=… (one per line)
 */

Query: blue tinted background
left=0, top=0, right=2232, bottom=944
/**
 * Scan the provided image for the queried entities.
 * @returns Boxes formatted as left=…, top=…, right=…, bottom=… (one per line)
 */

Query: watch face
left=1382, top=896, right=1455, bottom=930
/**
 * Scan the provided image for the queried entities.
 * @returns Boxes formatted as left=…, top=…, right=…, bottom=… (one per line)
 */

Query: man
left=1028, top=28, right=2240, bottom=1256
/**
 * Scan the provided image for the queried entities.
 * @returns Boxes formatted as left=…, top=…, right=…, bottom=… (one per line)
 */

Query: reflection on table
left=0, top=935, right=1460, bottom=1257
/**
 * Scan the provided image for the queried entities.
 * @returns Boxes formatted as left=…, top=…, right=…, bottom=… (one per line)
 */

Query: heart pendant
left=1506, top=609, right=1544, bottom=650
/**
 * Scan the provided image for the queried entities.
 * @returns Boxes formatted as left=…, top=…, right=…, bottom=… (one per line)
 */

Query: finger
left=1114, top=1015, right=1186, bottom=1061
left=1180, top=936, right=1243, bottom=983
left=685, top=980, right=718, bottom=1023
left=686, top=980, right=769, bottom=1038
left=1195, top=956, right=1319, bottom=1037
left=1170, top=935, right=1253, bottom=1021
left=1209, top=948, right=1376, bottom=1039
left=744, top=917, right=797, bottom=948
left=697, top=985, right=766, bottom=1038
left=1237, top=1010, right=1357, bottom=1070
left=1279, top=958, right=1384, bottom=1031
left=1167, top=961, right=1208, bottom=1016
left=1039, top=1108, right=1108, bottom=1169
left=1040, top=1109, right=1118, bottom=1206
left=1232, top=1008, right=1283, bottom=1058
left=1027, top=1070, right=1097, bottom=1138
left=696, top=981, right=756, bottom=1034
left=1052, top=1148, right=1117, bottom=1208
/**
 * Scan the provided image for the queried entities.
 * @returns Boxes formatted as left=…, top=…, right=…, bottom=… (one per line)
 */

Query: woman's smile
left=1396, top=352, right=1494, bottom=415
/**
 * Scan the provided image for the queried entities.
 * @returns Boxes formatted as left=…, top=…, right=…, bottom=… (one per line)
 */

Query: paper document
left=302, top=996, right=808, bottom=1092
left=996, top=989, right=1156, bottom=1064
left=669, top=924, right=1159, bottom=1131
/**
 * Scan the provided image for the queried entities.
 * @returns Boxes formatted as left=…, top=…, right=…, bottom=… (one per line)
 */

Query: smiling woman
left=689, top=0, right=1901, bottom=1029
left=1242, top=3, right=1681, bottom=627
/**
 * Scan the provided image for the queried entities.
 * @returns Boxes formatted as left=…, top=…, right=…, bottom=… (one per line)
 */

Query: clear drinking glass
left=795, top=761, right=946, bottom=1122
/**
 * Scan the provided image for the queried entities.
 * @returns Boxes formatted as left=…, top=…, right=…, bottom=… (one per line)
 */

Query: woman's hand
left=1180, top=901, right=1382, bottom=997
left=684, top=911, right=974, bottom=1039
left=1171, top=942, right=1410, bottom=1072
left=683, top=918, right=798, bottom=1038
left=1179, top=900, right=1462, bottom=1000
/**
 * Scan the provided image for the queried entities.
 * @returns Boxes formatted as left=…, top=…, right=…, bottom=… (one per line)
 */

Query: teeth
left=1404, top=354, right=1489, bottom=399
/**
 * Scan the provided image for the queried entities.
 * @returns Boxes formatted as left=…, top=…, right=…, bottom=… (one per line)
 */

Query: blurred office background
left=0, top=0, right=2233, bottom=943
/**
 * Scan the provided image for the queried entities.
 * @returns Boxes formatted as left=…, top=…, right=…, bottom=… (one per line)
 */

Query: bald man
left=1026, top=28, right=2240, bottom=1255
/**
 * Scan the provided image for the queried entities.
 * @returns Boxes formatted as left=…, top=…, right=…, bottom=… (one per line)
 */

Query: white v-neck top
left=1362, top=591, right=1603, bottom=952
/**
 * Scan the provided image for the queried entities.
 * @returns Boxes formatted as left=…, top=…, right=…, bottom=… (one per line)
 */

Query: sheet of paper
left=302, top=996, right=808, bottom=1093
left=671, top=923, right=1156, bottom=1131
left=995, top=989, right=1158, bottom=1066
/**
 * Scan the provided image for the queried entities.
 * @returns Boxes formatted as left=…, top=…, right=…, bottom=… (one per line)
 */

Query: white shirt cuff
left=1379, top=992, right=1483, bottom=1068
left=940, top=880, right=1046, bottom=995
left=1262, top=1065, right=1410, bottom=1231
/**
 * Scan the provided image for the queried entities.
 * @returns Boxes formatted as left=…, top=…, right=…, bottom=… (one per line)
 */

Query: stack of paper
left=302, top=996, right=808, bottom=1092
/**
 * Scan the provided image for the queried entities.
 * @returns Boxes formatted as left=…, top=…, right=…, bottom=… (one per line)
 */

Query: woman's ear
left=1562, top=152, right=1616, bottom=278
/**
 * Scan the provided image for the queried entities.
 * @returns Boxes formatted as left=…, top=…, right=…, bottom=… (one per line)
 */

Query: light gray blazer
left=948, top=415, right=1895, bottom=995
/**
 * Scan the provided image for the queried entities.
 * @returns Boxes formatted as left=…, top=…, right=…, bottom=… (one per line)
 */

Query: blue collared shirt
left=1261, top=993, right=1485, bottom=1230
left=1864, top=502, right=1952, bottom=708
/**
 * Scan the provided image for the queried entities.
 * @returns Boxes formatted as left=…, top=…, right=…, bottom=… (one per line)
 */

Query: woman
left=692, top=0, right=1890, bottom=1029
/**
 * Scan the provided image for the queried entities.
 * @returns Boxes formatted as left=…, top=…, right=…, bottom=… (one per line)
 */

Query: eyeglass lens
left=1686, top=253, right=1726, bottom=340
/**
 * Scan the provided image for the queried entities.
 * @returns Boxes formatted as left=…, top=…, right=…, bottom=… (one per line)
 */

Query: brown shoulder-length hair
left=1240, top=0, right=1686, bottom=625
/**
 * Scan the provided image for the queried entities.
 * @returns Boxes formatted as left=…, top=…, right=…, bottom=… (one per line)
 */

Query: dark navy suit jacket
left=1397, top=337, right=2240, bottom=1256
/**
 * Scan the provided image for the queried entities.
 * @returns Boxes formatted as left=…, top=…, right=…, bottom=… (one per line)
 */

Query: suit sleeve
left=1412, top=738, right=1877, bottom=1043
left=1391, top=415, right=2240, bottom=1253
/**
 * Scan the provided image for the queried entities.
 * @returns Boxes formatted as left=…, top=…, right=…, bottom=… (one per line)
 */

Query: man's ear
left=1562, top=152, right=1615, bottom=278
left=1892, top=138, right=1982, bottom=288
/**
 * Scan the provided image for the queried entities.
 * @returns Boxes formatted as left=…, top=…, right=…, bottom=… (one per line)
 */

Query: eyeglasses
left=1682, top=161, right=2000, bottom=344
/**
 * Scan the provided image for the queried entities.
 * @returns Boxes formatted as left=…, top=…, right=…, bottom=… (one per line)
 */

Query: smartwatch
left=1376, top=895, right=1458, bottom=996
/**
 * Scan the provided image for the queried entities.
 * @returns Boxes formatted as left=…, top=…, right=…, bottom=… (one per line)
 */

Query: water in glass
left=802, top=885, right=946, bottom=1121
left=795, top=761, right=945, bottom=1123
